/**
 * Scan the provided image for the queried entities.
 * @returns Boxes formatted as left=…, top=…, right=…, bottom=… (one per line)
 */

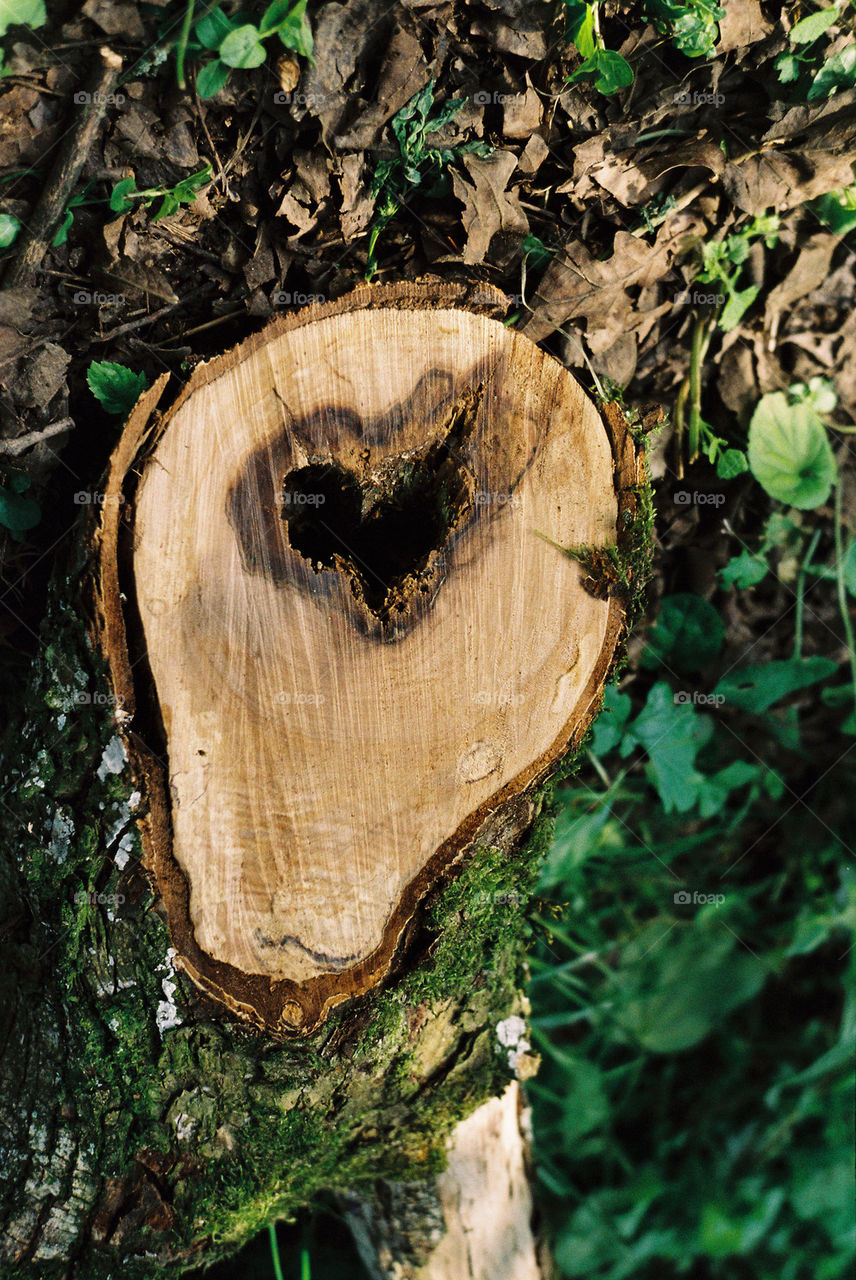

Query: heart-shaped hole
left=281, top=434, right=470, bottom=619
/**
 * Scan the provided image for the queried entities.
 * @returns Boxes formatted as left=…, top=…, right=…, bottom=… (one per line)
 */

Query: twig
left=93, top=285, right=214, bottom=342
left=0, top=418, right=74, bottom=457
left=3, top=47, right=122, bottom=289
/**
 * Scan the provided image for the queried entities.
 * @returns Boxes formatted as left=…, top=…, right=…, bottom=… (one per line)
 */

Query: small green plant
left=366, top=79, right=492, bottom=279
left=673, top=214, right=780, bottom=467
left=87, top=361, right=149, bottom=416
left=0, top=211, right=21, bottom=247
left=0, top=0, right=46, bottom=74
left=0, top=469, right=40, bottom=538
left=174, top=0, right=314, bottom=97
left=108, top=164, right=212, bottom=221
left=776, top=3, right=856, bottom=101
left=645, top=0, right=725, bottom=58
left=811, top=183, right=856, bottom=234
left=563, top=0, right=634, bottom=96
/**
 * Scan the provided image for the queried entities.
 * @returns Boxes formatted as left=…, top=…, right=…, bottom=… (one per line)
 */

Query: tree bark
left=0, top=280, right=649, bottom=1278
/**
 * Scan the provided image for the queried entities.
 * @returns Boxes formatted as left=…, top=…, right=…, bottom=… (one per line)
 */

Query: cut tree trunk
left=0, top=278, right=649, bottom=1278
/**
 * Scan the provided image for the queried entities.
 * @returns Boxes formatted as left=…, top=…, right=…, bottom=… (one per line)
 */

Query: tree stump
left=1, top=278, right=649, bottom=1277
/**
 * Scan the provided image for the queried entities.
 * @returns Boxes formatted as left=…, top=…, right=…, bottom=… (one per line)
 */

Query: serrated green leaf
left=86, top=360, right=149, bottom=416
left=219, top=24, right=267, bottom=68
left=715, top=656, right=838, bottom=713
left=776, top=51, right=803, bottom=83
left=748, top=392, right=837, bottom=509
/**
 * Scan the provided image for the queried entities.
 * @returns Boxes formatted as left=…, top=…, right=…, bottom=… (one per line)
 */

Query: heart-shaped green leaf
left=748, top=392, right=837, bottom=509
left=219, top=24, right=267, bottom=69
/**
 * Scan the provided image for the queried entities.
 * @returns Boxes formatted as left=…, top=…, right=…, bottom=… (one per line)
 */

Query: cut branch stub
left=94, top=279, right=645, bottom=1036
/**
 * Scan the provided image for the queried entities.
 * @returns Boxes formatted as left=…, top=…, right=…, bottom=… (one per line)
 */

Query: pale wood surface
left=97, top=280, right=635, bottom=1032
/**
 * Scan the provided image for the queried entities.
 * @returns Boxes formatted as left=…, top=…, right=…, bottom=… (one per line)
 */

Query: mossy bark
left=0, top=530, right=560, bottom=1277
left=0, top=398, right=651, bottom=1278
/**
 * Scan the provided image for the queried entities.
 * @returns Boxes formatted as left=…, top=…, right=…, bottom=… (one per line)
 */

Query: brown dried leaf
left=723, top=149, right=855, bottom=215
left=451, top=151, right=528, bottom=266
left=522, top=216, right=702, bottom=349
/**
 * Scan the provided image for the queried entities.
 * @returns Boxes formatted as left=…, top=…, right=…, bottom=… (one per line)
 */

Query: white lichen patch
left=496, top=1014, right=532, bottom=1078
left=105, top=803, right=139, bottom=870
left=174, top=1112, right=196, bottom=1142
left=47, top=808, right=75, bottom=863
left=156, top=947, right=183, bottom=1034
left=96, top=735, right=127, bottom=781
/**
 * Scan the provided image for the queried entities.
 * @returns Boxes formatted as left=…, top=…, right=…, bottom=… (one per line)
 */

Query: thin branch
left=3, top=47, right=122, bottom=289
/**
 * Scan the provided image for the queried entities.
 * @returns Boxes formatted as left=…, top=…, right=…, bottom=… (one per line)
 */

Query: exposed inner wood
left=99, top=280, right=638, bottom=1033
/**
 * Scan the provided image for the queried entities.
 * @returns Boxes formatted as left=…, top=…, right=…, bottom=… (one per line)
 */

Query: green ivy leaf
left=0, top=482, right=40, bottom=532
left=718, top=550, right=768, bottom=589
left=716, top=448, right=749, bottom=480
left=563, top=0, right=596, bottom=58
left=195, top=6, right=234, bottom=49
left=640, top=594, right=724, bottom=673
left=87, top=360, right=149, bottom=416
left=790, top=6, right=839, bottom=44
left=591, top=685, right=633, bottom=756
left=620, top=682, right=714, bottom=813
left=719, top=284, right=759, bottom=332
left=0, top=211, right=20, bottom=247
left=196, top=58, right=231, bottom=98
left=0, top=0, right=46, bottom=37
left=219, top=23, right=267, bottom=68
left=715, top=656, right=838, bottom=713
left=748, top=392, right=837, bottom=509
left=109, top=176, right=137, bottom=214
left=807, top=45, right=856, bottom=100
left=570, top=49, right=634, bottom=96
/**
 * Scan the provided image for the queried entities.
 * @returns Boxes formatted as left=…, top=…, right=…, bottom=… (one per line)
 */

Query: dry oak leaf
left=522, top=216, right=701, bottom=349
left=451, top=150, right=528, bottom=266
left=723, top=149, right=855, bottom=215
left=764, top=233, right=840, bottom=348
